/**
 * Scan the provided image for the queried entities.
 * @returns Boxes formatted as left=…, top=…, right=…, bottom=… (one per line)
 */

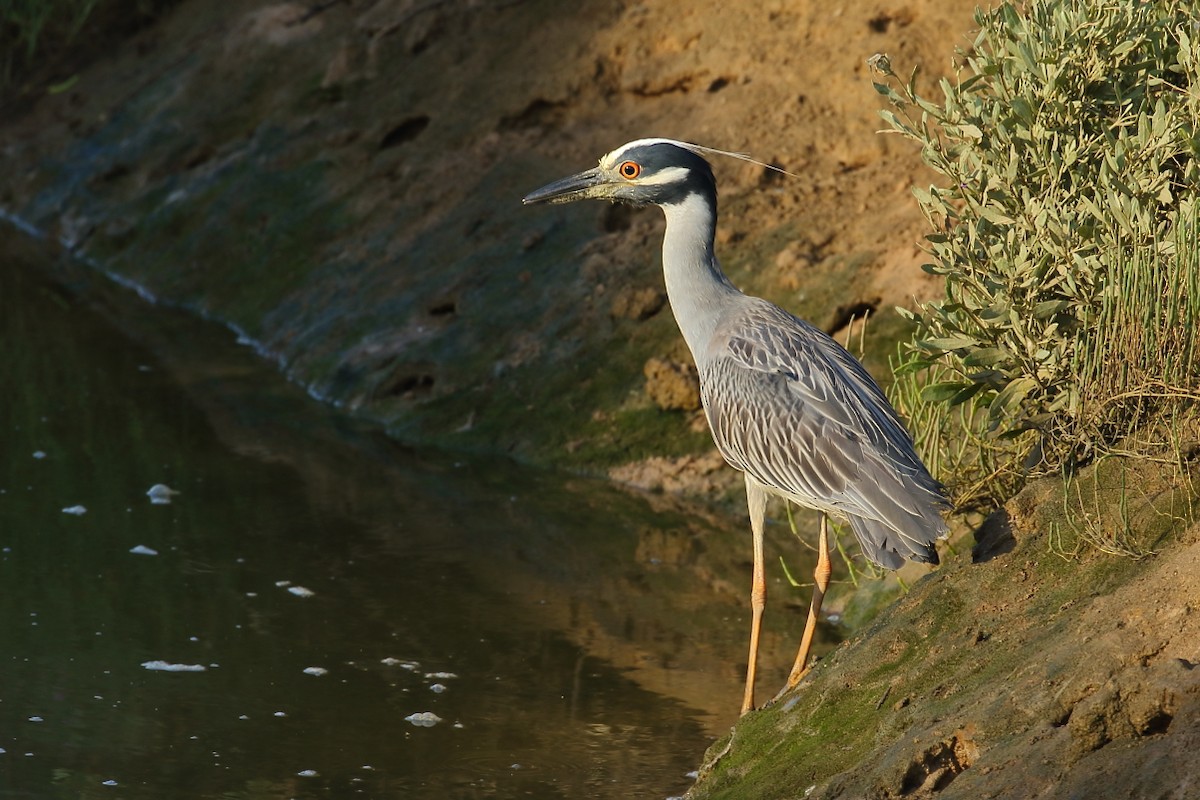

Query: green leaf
left=961, top=347, right=1011, bottom=367
left=1111, top=39, right=1136, bottom=59
left=1033, top=299, right=1070, bottom=318
left=920, top=382, right=970, bottom=403
left=923, top=334, right=980, bottom=351
left=1010, top=97, right=1033, bottom=122
left=878, top=109, right=916, bottom=137
left=988, top=377, right=1037, bottom=425
left=957, top=123, right=984, bottom=140
left=949, top=382, right=986, bottom=406
left=872, top=82, right=903, bottom=104
left=979, top=206, right=1016, bottom=225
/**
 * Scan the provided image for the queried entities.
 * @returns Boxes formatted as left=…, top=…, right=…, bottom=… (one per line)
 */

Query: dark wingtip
left=904, top=537, right=941, bottom=567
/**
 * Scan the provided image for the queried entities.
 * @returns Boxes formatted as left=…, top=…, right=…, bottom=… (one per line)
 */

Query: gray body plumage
left=699, top=296, right=945, bottom=568
left=524, top=138, right=948, bottom=570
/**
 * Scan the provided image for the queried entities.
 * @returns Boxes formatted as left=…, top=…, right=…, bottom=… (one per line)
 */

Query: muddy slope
left=687, top=469, right=1200, bottom=799
left=0, top=0, right=974, bottom=482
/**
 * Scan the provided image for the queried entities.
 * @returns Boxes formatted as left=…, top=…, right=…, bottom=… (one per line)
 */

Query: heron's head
left=522, top=139, right=717, bottom=209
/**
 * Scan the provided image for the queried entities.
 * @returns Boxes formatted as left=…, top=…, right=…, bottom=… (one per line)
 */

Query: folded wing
left=700, top=299, right=948, bottom=568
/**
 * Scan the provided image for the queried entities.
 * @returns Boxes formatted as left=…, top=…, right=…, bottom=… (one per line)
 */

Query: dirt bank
left=0, top=0, right=972, bottom=480
left=688, top=468, right=1200, bottom=798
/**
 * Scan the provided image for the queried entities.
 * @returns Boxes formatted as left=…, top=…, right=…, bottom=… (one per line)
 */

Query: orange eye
left=618, top=160, right=642, bottom=180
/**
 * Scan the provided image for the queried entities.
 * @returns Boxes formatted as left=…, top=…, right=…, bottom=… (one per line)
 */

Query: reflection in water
left=0, top=233, right=825, bottom=799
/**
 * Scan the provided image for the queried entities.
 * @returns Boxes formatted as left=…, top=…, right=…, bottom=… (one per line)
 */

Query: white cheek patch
left=636, top=165, right=690, bottom=186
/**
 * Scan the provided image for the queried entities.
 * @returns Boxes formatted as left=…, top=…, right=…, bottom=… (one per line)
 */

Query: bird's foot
left=786, top=663, right=813, bottom=690
left=768, top=664, right=815, bottom=708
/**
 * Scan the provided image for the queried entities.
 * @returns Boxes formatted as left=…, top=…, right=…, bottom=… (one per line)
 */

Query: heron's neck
left=660, top=191, right=739, bottom=360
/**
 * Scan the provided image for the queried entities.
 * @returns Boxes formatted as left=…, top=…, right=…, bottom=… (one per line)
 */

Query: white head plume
left=601, top=138, right=800, bottom=179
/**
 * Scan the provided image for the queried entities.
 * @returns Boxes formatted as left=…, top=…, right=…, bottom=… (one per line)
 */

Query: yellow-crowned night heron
left=523, top=138, right=948, bottom=714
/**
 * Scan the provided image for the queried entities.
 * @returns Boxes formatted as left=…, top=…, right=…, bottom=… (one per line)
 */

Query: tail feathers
left=848, top=504, right=947, bottom=571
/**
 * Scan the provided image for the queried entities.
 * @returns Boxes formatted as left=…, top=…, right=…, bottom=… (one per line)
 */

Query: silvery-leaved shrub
left=874, top=0, right=1200, bottom=509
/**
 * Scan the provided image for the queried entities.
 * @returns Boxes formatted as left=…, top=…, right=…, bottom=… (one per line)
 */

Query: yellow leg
left=786, top=514, right=831, bottom=689
left=741, top=478, right=769, bottom=715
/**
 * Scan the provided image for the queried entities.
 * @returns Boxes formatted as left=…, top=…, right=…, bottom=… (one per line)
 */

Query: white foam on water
left=141, top=661, right=207, bottom=673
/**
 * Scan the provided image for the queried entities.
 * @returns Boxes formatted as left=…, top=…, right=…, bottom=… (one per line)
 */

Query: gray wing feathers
left=701, top=299, right=948, bottom=568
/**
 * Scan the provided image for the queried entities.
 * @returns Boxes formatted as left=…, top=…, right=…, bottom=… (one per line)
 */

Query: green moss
left=384, top=298, right=714, bottom=469
left=88, top=149, right=345, bottom=339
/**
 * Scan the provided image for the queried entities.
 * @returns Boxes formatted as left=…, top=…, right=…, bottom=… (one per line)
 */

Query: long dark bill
left=522, top=167, right=604, bottom=205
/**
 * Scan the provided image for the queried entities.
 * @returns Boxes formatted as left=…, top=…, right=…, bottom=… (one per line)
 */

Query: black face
left=617, top=141, right=718, bottom=206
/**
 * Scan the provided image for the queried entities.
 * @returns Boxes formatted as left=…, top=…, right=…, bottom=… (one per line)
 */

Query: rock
left=1067, top=660, right=1188, bottom=755
left=609, top=450, right=733, bottom=496
left=610, top=286, right=666, bottom=321
left=643, top=356, right=700, bottom=411
left=1068, top=681, right=1123, bottom=754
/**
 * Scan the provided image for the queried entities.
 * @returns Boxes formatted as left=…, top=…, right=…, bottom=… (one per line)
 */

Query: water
left=0, top=232, right=818, bottom=799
